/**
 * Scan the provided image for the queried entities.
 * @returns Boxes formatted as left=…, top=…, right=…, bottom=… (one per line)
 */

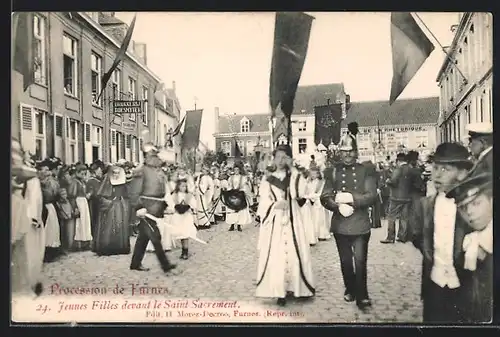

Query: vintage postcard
left=11, top=11, right=493, bottom=324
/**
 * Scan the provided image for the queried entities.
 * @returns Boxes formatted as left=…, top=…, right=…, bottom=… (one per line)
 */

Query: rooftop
left=290, top=83, right=346, bottom=115
left=341, top=97, right=440, bottom=127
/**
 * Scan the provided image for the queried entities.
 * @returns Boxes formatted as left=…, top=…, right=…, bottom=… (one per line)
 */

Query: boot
left=237, top=225, right=242, bottom=232
left=180, top=248, right=189, bottom=260
left=228, top=224, right=235, bottom=231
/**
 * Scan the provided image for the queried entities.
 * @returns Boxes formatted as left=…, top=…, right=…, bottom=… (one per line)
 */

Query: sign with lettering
left=122, top=122, right=136, bottom=132
left=113, top=100, right=143, bottom=114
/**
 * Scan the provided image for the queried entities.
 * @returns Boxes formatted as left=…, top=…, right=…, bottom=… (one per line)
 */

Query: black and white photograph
left=11, top=11, right=493, bottom=324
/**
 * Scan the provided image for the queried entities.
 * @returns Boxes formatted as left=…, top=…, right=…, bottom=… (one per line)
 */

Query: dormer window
left=240, top=117, right=250, bottom=133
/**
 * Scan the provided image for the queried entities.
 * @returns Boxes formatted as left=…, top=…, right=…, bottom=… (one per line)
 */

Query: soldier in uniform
left=464, top=122, right=493, bottom=177
left=320, top=130, right=377, bottom=310
left=128, top=135, right=176, bottom=274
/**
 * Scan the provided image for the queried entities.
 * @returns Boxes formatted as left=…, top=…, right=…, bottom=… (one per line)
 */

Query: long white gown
left=225, top=174, right=253, bottom=228
left=195, top=174, right=215, bottom=227
left=255, top=170, right=315, bottom=299
left=306, top=178, right=330, bottom=240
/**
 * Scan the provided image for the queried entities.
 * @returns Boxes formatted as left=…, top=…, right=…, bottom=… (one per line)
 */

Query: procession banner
left=12, top=12, right=35, bottom=91
left=389, top=12, right=434, bottom=104
left=269, top=12, right=314, bottom=118
left=314, top=104, right=342, bottom=146
left=180, top=109, right=204, bottom=153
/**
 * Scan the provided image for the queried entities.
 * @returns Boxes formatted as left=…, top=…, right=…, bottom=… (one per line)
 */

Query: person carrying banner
left=195, top=164, right=215, bottom=229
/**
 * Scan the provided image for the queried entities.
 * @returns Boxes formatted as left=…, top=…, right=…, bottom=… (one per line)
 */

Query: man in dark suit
left=320, top=130, right=377, bottom=310
left=408, top=142, right=473, bottom=323
left=464, top=122, right=493, bottom=178
left=445, top=172, right=493, bottom=323
left=381, top=152, right=413, bottom=243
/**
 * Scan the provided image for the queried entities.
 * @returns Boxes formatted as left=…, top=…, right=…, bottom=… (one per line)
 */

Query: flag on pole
left=171, top=115, right=186, bottom=138
left=389, top=13, right=435, bottom=105
left=97, top=14, right=137, bottom=102
left=181, top=109, right=203, bottom=154
left=269, top=12, right=314, bottom=119
left=12, top=12, right=35, bottom=92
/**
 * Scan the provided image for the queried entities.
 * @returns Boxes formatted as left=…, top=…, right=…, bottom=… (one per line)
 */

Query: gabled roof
left=217, top=114, right=270, bottom=134
left=341, top=97, right=440, bottom=128
left=98, top=15, right=125, bottom=26
left=291, top=83, right=345, bottom=115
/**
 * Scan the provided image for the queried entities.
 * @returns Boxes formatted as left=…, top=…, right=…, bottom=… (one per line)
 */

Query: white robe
left=225, top=174, right=253, bottom=227
left=255, top=170, right=315, bottom=299
left=306, top=178, right=330, bottom=240
left=195, top=174, right=215, bottom=227
left=22, top=178, right=46, bottom=291
left=170, top=192, right=198, bottom=240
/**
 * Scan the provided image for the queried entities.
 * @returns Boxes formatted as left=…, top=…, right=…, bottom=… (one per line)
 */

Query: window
left=112, top=69, right=121, bottom=99
left=128, top=77, right=137, bottom=121
left=466, top=104, right=471, bottom=123
left=92, top=125, right=102, bottom=145
left=221, top=141, right=231, bottom=157
left=142, top=86, right=149, bottom=125
left=246, top=140, right=255, bottom=156
left=240, top=119, right=250, bottom=133
left=91, top=52, right=102, bottom=106
left=236, top=140, right=245, bottom=156
left=262, top=140, right=270, bottom=148
left=480, top=93, right=484, bottom=122
left=298, top=138, right=307, bottom=153
left=63, top=34, right=78, bottom=96
left=33, top=14, right=46, bottom=85
left=66, top=118, right=79, bottom=164
left=298, top=121, right=306, bottom=132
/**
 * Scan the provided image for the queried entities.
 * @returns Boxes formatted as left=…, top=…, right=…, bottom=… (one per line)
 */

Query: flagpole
left=412, top=12, right=468, bottom=84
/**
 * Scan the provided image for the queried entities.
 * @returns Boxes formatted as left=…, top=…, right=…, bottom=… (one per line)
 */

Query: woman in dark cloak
left=94, top=165, right=131, bottom=256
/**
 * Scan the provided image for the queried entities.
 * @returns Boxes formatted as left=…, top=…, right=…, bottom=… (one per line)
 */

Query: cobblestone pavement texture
left=40, top=219, right=423, bottom=323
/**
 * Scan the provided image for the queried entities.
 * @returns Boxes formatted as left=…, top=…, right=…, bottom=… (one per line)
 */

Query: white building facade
left=437, top=12, right=493, bottom=143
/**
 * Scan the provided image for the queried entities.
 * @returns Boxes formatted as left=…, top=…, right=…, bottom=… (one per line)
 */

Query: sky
left=115, top=12, right=460, bottom=149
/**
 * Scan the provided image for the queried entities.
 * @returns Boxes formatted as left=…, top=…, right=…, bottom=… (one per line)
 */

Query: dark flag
left=12, top=12, right=35, bottom=91
left=234, top=139, right=243, bottom=158
left=97, top=14, right=137, bottom=102
left=314, top=104, right=342, bottom=146
left=269, top=12, right=314, bottom=120
left=389, top=13, right=434, bottom=105
left=181, top=109, right=203, bottom=154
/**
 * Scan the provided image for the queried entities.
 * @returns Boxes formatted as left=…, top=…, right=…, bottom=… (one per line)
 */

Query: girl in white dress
left=225, top=163, right=253, bottom=232
left=168, top=179, right=198, bottom=260
left=305, top=163, right=330, bottom=241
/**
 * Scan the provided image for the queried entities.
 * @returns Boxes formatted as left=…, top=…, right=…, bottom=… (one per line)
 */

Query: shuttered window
left=111, top=130, right=116, bottom=146
left=85, top=123, right=91, bottom=142
left=56, top=116, right=63, bottom=136
left=22, top=106, right=33, bottom=130
left=126, top=134, right=131, bottom=148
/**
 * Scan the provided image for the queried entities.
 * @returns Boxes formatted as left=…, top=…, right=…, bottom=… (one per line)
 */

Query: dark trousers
left=386, top=200, right=410, bottom=241
left=423, top=281, right=467, bottom=323
left=334, top=232, right=371, bottom=301
left=130, top=217, right=172, bottom=271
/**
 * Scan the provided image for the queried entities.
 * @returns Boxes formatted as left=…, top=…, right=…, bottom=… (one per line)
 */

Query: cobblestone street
left=39, top=219, right=423, bottom=323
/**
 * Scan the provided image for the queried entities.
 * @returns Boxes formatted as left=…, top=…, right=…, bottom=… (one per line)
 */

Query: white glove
left=136, top=208, right=148, bottom=218
left=338, top=204, right=354, bottom=217
left=335, top=192, right=354, bottom=204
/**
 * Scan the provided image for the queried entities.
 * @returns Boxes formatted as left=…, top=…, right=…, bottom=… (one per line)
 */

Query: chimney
left=172, top=81, right=176, bottom=92
left=214, top=107, right=220, bottom=134
left=133, top=42, right=148, bottom=65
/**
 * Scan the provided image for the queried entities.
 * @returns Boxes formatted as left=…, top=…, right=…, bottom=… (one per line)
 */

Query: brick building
left=213, top=83, right=349, bottom=159
left=436, top=13, right=493, bottom=143
left=341, top=97, right=440, bottom=162
left=12, top=12, right=166, bottom=164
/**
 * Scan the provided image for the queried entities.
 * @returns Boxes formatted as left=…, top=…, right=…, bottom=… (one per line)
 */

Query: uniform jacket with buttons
left=320, top=162, right=377, bottom=235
